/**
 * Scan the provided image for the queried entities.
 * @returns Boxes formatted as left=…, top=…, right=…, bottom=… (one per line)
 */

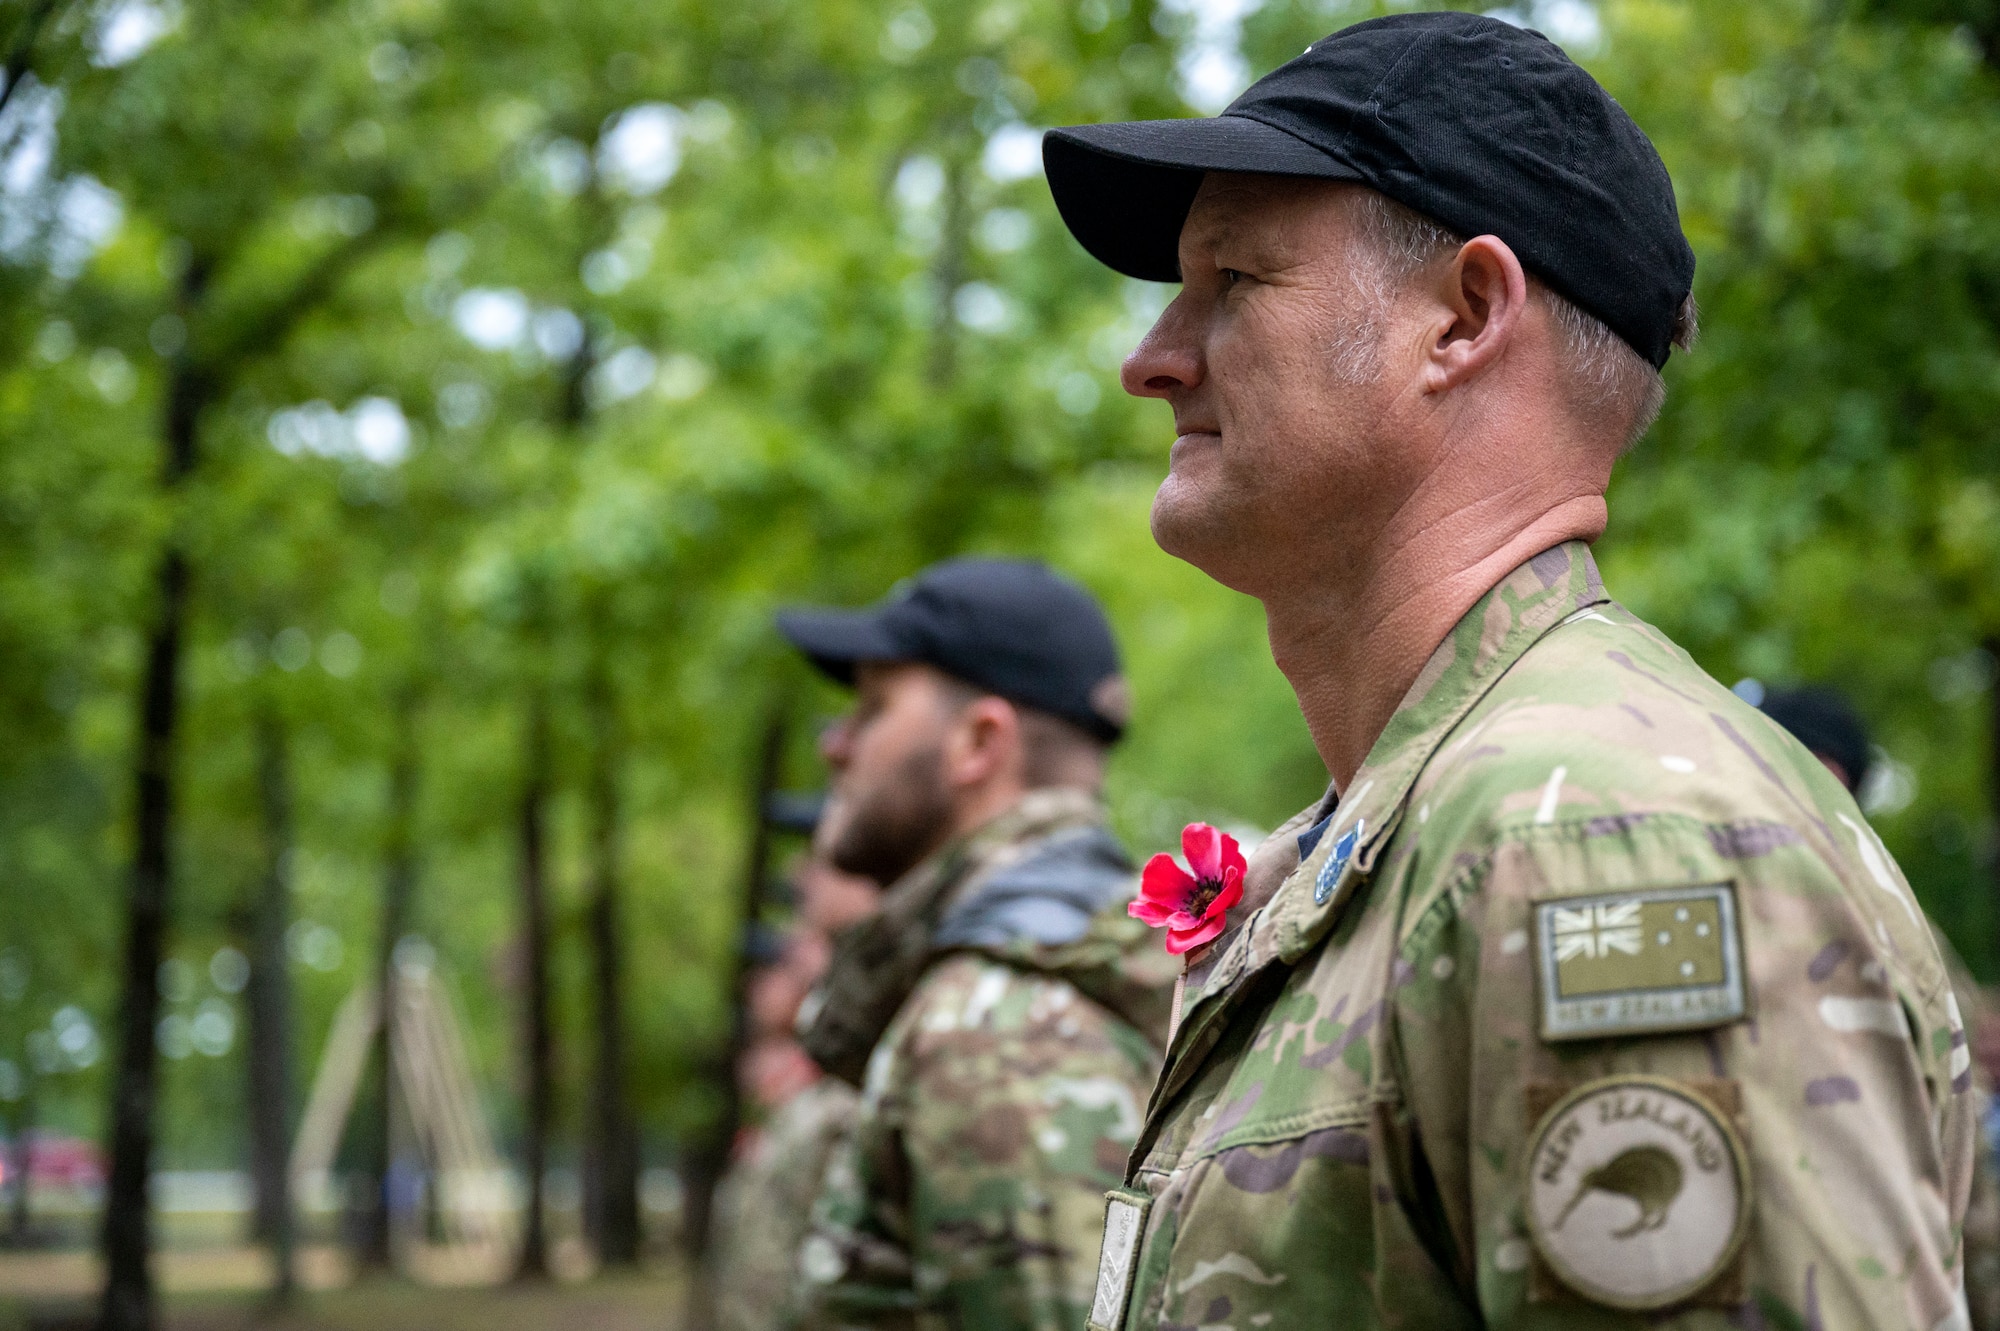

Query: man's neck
left=1265, top=497, right=1605, bottom=792
left=945, top=779, right=1034, bottom=847
left=883, top=781, right=1097, bottom=887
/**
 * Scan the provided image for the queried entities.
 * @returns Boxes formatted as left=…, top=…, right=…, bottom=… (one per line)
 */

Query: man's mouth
left=1169, top=428, right=1222, bottom=458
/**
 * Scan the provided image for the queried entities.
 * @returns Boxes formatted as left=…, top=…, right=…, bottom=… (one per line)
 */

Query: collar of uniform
left=1261, top=539, right=1609, bottom=964
left=1153, top=541, right=1607, bottom=1090
left=1133, top=543, right=1610, bottom=1166
left=934, top=786, right=1109, bottom=918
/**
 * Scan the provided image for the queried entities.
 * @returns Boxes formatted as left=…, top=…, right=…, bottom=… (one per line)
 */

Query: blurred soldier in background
left=1761, top=684, right=2000, bottom=1331
left=713, top=851, right=879, bottom=1331
left=775, top=558, right=1176, bottom=1330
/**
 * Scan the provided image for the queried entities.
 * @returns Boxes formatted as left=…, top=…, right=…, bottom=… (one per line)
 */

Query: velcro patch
left=1087, top=1187, right=1152, bottom=1331
left=1524, top=1076, right=1751, bottom=1310
left=1533, top=883, right=1747, bottom=1042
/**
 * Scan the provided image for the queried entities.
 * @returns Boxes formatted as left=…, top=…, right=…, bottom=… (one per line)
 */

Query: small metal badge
left=1313, top=819, right=1364, bottom=905
left=1087, top=1187, right=1153, bottom=1331
left=1532, top=883, right=1747, bottom=1042
left=1524, top=1076, right=1751, bottom=1310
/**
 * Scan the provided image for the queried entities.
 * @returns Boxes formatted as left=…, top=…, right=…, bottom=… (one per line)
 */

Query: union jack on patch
left=1550, top=902, right=1643, bottom=961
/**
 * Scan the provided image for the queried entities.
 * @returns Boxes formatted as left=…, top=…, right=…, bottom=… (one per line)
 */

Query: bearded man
left=1041, top=12, right=1975, bottom=1329
left=778, top=557, right=1175, bottom=1330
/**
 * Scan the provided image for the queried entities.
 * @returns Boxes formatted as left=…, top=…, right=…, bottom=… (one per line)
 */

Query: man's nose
left=1121, top=296, right=1202, bottom=399
left=819, top=717, right=853, bottom=771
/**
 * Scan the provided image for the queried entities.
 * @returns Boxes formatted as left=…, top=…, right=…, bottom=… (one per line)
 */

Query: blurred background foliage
left=0, top=0, right=1995, bottom=1282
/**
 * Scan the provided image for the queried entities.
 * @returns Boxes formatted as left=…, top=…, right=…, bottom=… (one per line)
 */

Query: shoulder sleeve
left=1391, top=796, right=1977, bottom=1330
left=798, top=956, right=1156, bottom=1331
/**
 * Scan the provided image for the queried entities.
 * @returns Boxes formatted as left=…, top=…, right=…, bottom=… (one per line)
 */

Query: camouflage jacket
left=717, top=1077, right=862, bottom=1331
left=1088, top=541, right=1976, bottom=1330
left=797, top=790, right=1177, bottom=1331
left=1936, top=932, right=2000, bottom=1331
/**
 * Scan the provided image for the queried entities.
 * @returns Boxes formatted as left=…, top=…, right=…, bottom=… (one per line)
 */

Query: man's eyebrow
left=1181, top=209, right=1246, bottom=252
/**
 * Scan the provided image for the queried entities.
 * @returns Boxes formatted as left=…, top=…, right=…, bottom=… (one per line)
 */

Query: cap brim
left=1043, top=115, right=1365, bottom=281
left=774, top=607, right=906, bottom=686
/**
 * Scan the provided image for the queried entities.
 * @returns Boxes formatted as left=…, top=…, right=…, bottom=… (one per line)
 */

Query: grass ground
left=0, top=1253, right=685, bottom=1331
left=165, top=1272, right=685, bottom=1331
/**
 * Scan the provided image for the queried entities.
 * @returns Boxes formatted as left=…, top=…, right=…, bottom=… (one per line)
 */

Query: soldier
left=714, top=852, right=880, bottom=1331
left=1039, top=11, right=1976, bottom=1328
left=776, top=558, right=1177, bottom=1329
left=1760, top=685, right=2000, bottom=1331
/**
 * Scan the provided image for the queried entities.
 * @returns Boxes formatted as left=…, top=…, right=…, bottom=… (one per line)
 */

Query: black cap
left=776, top=559, right=1129, bottom=743
left=1043, top=12, right=1695, bottom=369
left=1760, top=686, right=1872, bottom=796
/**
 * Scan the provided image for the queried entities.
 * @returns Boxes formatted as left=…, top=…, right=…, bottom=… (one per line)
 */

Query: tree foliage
left=0, top=0, right=1995, bottom=1284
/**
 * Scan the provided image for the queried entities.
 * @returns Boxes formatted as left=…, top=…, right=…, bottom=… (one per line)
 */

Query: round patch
left=1524, top=1075, right=1750, bottom=1310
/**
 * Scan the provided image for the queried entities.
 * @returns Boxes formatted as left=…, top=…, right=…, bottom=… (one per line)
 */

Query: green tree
left=7, top=4, right=1996, bottom=1326
left=47, top=1, right=511, bottom=1320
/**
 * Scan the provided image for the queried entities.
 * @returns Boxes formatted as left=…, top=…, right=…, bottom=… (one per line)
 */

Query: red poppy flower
left=1130, top=823, right=1247, bottom=956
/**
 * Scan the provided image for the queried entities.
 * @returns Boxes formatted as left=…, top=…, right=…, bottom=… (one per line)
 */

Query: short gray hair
left=1345, top=190, right=1697, bottom=451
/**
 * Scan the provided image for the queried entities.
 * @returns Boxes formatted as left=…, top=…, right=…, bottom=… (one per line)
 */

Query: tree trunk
left=679, top=706, right=786, bottom=1323
left=99, top=544, right=189, bottom=1331
left=513, top=692, right=555, bottom=1281
left=925, top=155, right=968, bottom=389
left=100, top=257, right=209, bottom=1331
left=359, top=688, right=419, bottom=1271
left=584, top=642, right=639, bottom=1267
left=246, top=707, right=296, bottom=1299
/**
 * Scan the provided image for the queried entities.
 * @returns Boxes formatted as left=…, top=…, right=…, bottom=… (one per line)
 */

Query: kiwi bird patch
left=1523, top=1077, right=1750, bottom=1310
left=1554, top=1144, right=1682, bottom=1236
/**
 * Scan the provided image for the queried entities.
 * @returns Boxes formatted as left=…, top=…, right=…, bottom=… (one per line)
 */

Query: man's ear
left=943, top=696, right=1022, bottom=790
left=1421, top=234, right=1529, bottom=393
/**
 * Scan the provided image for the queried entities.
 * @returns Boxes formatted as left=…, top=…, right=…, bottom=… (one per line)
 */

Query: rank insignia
left=1532, top=883, right=1747, bottom=1042
left=1088, top=1187, right=1153, bottom=1331
left=1313, top=818, right=1364, bottom=906
left=1524, top=1076, right=1751, bottom=1310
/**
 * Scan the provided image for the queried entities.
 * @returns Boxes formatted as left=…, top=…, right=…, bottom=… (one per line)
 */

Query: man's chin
left=828, top=794, right=953, bottom=887
left=1150, top=482, right=1253, bottom=590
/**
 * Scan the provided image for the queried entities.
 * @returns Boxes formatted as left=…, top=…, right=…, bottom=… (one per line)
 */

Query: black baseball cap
left=1761, top=686, right=1872, bottom=796
left=1043, top=12, right=1695, bottom=369
left=776, top=559, right=1130, bottom=743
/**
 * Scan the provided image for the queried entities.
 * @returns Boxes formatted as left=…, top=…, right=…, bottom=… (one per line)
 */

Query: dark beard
left=827, top=742, right=953, bottom=886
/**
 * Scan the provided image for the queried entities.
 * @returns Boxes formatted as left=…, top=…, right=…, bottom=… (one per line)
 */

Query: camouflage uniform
left=796, top=790, right=1176, bottom=1330
left=1937, top=932, right=2000, bottom=1331
left=715, top=1077, right=863, bottom=1331
left=1087, top=541, right=1977, bottom=1330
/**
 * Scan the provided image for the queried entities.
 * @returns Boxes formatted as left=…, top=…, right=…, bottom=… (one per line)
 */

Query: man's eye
left=1221, top=268, right=1246, bottom=286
